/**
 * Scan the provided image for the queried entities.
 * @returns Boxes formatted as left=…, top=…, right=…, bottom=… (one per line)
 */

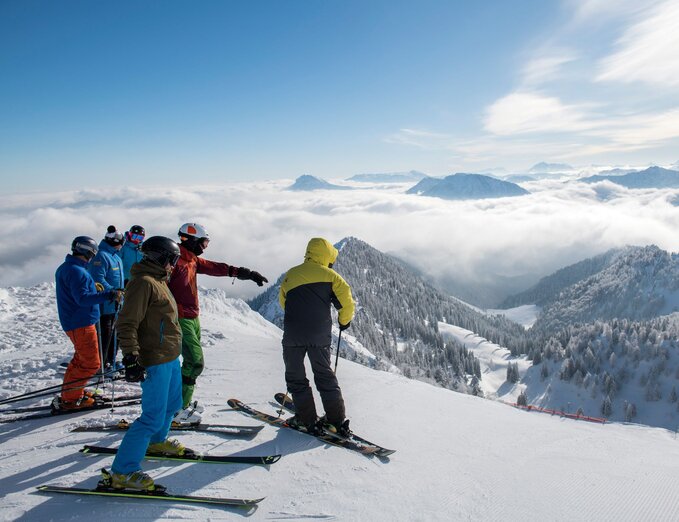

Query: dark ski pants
left=99, top=314, right=118, bottom=368
left=283, top=344, right=345, bottom=426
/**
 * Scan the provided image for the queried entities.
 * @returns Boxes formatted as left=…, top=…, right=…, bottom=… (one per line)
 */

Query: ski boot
left=319, top=416, right=352, bottom=438
left=53, top=394, right=96, bottom=411
left=146, top=438, right=194, bottom=457
left=173, top=400, right=204, bottom=424
left=286, top=415, right=324, bottom=436
left=99, top=468, right=161, bottom=492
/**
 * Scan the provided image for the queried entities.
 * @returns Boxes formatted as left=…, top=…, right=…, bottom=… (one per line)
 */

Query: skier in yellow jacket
left=279, top=237, right=355, bottom=436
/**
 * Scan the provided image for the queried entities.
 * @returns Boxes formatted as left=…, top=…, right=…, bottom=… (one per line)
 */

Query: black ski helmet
left=129, top=225, right=145, bottom=236
left=71, top=236, right=98, bottom=260
left=141, top=236, right=181, bottom=268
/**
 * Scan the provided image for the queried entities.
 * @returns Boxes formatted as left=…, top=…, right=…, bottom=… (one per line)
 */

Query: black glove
left=237, top=267, right=268, bottom=287
left=107, top=289, right=124, bottom=304
left=339, top=321, right=351, bottom=331
left=122, top=353, right=145, bottom=382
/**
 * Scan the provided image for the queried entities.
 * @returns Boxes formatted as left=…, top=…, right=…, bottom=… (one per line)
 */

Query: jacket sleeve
left=69, top=270, right=111, bottom=306
left=196, top=257, right=239, bottom=277
left=279, top=276, right=287, bottom=310
left=116, top=277, right=152, bottom=356
left=89, top=254, right=113, bottom=292
left=331, top=273, right=355, bottom=326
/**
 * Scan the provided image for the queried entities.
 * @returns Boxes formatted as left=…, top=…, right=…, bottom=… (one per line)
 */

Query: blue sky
left=1, top=0, right=678, bottom=192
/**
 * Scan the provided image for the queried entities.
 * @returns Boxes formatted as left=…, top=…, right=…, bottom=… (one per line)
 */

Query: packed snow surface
left=2, top=285, right=679, bottom=521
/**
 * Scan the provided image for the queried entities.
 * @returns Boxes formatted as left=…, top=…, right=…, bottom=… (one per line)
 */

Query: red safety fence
left=504, top=402, right=607, bottom=424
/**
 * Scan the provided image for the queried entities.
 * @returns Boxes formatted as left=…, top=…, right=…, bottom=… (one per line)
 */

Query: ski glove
left=237, top=267, right=269, bottom=287
left=339, top=321, right=351, bottom=331
left=122, top=354, right=145, bottom=382
left=107, top=289, right=124, bottom=304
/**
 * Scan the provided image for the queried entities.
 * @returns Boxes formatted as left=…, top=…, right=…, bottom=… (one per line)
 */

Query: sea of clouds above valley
left=2, top=178, right=679, bottom=301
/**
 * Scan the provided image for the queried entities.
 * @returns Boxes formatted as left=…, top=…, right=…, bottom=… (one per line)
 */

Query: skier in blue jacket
left=89, top=225, right=125, bottom=369
left=56, top=236, right=122, bottom=408
left=119, top=225, right=145, bottom=285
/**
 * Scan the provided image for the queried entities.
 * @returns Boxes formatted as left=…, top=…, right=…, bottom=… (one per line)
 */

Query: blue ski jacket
left=119, top=241, right=143, bottom=284
left=55, top=255, right=113, bottom=332
left=89, top=241, right=125, bottom=315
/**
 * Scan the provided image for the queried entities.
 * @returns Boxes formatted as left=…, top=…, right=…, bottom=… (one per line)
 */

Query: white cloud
left=483, top=92, right=596, bottom=135
left=596, top=0, right=679, bottom=86
left=521, top=52, right=577, bottom=85
left=2, top=181, right=679, bottom=306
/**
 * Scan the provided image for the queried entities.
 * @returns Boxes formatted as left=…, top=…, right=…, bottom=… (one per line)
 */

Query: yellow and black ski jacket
left=279, top=238, right=355, bottom=347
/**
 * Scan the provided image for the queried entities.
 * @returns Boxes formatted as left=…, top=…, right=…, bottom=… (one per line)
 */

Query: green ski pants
left=179, top=317, right=203, bottom=408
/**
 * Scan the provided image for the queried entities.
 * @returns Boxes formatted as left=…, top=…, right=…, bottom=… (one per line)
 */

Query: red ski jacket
left=168, top=245, right=239, bottom=319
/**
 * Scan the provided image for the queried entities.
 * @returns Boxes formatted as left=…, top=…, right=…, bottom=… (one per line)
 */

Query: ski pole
left=0, top=369, right=122, bottom=406
left=276, top=391, right=291, bottom=419
left=107, top=300, right=121, bottom=408
left=334, top=330, right=343, bottom=374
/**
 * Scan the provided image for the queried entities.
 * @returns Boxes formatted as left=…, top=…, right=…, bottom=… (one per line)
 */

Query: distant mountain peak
left=528, top=162, right=573, bottom=173
left=347, top=170, right=428, bottom=183
left=406, top=172, right=529, bottom=200
left=580, top=166, right=679, bottom=189
left=286, top=175, right=351, bottom=191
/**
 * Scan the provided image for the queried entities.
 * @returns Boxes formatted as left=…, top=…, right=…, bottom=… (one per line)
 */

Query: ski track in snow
left=1, top=285, right=679, bottom=520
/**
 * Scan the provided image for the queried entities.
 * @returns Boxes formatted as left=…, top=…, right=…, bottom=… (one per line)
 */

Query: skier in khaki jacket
left=105, top=236, right=185, bottom=491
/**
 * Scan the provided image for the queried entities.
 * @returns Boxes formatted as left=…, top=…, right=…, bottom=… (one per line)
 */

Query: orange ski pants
left=62, top=325, right=101, bottom=401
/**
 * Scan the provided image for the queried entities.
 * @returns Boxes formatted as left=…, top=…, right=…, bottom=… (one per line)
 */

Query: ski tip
left=226, top=398, right=241, bottom=408
left=263, top=455, right=282, bottom=464
left=376, top=449, right=396, bottom=458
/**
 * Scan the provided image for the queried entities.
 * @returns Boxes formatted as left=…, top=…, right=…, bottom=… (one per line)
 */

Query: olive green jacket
left=116, top=259, right=182, bottom=367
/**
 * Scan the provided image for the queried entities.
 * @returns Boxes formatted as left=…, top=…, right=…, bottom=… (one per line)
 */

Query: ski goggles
left=128, top=233, right=145, bottom=244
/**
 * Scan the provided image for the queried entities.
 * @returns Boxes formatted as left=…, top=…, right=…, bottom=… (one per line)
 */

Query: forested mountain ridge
left=501, top=248, right=623, bottom=308
left=532, top=246, right=679, bottom=331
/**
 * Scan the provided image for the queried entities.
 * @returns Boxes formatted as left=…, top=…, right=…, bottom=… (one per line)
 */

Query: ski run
left=2, top=286, right=679, bottom=520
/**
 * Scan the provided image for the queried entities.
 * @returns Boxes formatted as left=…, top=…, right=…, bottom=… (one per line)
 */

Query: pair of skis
left=38, top=440, right=280, bottom=508
left=227, top=394, right=395, bottom=458
left=72, top=418, right=263, bottom=437
left=37, top=469, right=263, bottom=508
left=0, top=395, right=142, bottom=423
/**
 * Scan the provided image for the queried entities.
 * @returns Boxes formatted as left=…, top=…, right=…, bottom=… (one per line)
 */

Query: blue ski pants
left=111, top=358, right=182, bottom=474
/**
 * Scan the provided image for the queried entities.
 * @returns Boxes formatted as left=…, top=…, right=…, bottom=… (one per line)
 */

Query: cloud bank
left=2, top=180, right=679, bottom=306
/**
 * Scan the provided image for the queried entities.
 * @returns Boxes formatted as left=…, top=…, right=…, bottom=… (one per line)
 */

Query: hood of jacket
left=130, top=258, right=170, bottom=280
left=304, top=238, right=338, bottom=267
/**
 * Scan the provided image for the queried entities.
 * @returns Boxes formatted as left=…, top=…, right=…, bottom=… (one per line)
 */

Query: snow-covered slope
left=2, top=285, right=679, bottom=520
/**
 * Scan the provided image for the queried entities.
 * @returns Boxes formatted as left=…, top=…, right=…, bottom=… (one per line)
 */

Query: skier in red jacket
left=168, top=223, right=268, bottom=414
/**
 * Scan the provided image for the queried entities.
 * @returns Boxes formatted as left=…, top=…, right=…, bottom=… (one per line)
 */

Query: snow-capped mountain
left=532, top=246, right=679, bottom=331
left=405, top=173, right=529, bottom=200
left=286, top=175, right=351, bottom=191
left=250, top=237, right=534, bottom=392
left=346, top=170, right=427, bottom=183
left=580, top=166, right=679, bottom=189
left=3, top=284, right=679, bottom=520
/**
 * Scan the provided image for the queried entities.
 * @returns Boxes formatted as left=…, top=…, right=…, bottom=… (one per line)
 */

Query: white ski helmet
left=178, top=223, right=209, bottom=241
